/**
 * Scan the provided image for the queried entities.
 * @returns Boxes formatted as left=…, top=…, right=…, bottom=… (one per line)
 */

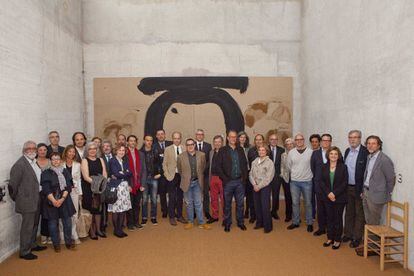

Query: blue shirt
left=345, top=145, right=360, bottom=185
left=364, top=151, right=380, bottom=188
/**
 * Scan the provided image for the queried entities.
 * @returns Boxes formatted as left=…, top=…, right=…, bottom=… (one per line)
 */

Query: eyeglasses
left=50, top=135, right=59, bottom=138
left=89, top=147, right=97, bottom=151
left=51, top=158, right=61, bottom=161
left=321, top=139, right=331, bottom=142
left=186, top=143, right=195, bottom=146
left=26, top=147, right=37, bottom=151
left=295, top=138, right=304, bottom=141
left=348, top=136, right=360, bottom=139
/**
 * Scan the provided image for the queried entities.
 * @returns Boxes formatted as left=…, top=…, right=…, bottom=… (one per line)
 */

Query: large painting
left=94, top=77, right=292, bottom=145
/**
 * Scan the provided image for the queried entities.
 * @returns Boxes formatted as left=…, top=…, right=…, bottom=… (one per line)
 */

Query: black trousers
left=344, top=185, right=365, bottom=241
left=254, top=185, right=272, bottom=232
left=203, top=175, right=211, bottom=218
left=325, top=201, right=346, bottom=242
left=167, top=173, right=184, bottom=219
left=158, top=175, right=168, bottom=216
left=271, top=177, right=292, bottom=219
left=245, top=179, right=255, bottom=219
left=127, top=190, right=142, bottom=227
left=316, top=196, right=327, bottom=231
left=312, top=181, right=316, bottom=219
left=100, top=202, right=108, bottom=232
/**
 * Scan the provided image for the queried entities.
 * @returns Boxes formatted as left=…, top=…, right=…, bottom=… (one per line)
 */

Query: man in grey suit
left=9, top=141, right=47, bottom=260
left=356, top=135, right=395, bottom=256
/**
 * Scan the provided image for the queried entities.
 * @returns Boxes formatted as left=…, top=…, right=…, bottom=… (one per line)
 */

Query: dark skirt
left=81, top=180, right=102, bottom=215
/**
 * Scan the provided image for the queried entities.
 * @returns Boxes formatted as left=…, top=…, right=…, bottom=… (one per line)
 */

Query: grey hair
left=83, top=141, right=98, bottom=159
left=22, top=140, right=37, bottom=154
left=171, top=131, right=182, bottom=138
left=348, top=130, right=362, bottom=138
left=102, top=140, right=112, bottom=147
left=284, top=137, right=294, bottom=145
left=294, top=133, right=304, bottom=140
left=196, top=129, right=204, bottom=133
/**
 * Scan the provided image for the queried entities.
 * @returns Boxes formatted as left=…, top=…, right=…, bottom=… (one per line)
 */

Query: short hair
left=48, top=131, right=59, bottom=136
left=102, top=140, right=112, bottom=147
left=156, top=129, right=166, bottom=134
left=185, top=138, right=195, bottom=145
left=118, top=134, right=127, bottom=139
left=227, top=130, right=238, bottom=136
left=284, top=137, right=294, bottom=145
left=72, top=131, right=87, bottom=146
left=213, top=135, right=224, bottom=142
left=257, top=144, right=270, bottom=155
left=171, top=131, right=182, bottom=138
left=237, top=131, right=250, bottom=147
left=92, top=136, right=102, bottom=143
left=49, top=152, right=61, bottom=160
left=321, top=133, right=332, bottom=141
left=196, top=129, right=204, bottom=134
left=37, top=143, right=47, bottom=150
left=144, top=134, right=154, bottom=140
left=365, top=135, right=383, bottom=151
left=127, top=135, right=138, bottom=142
left=84, top=142, right=98, bottom=159
left=294, top=133, right=305, bottom=140
left=113, top=144, right=126, bottom=154
left=62, top=145, right=76, bottom=161
left=348, top=130, right=362, bottom=138
left=309, top=134, right=321, bottom=142
left=326, top=146, right=343, bottom=163
left=22, top=140, right=36, bottom=154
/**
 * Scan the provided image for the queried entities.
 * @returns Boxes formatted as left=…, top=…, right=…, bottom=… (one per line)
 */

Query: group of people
left=9, top=128, right=395, bottom=261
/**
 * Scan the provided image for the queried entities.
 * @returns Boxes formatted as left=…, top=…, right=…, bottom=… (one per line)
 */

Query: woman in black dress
left=81, top=142, right=108, bottom=239
left=41, top=152, right=76, bottom=252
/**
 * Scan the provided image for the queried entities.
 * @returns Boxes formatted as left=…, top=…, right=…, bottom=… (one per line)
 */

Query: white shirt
left=364, top=151, right=380, bottom=188
left=173, top=145, right=182, bottom=173
left=25, top=156, right=41, bottom=191
left=321, top=148, right=328, bottom=164
left=197, top=141, right=204, bottom=151
left=271, top=146, right=277, bottom=162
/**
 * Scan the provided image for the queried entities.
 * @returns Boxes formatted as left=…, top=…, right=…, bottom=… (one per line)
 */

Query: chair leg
left=364, top=226, right=368, bottom=258
left=404, top=237, right=408, bottom=269
left=380, top=235, right=385, bottom=271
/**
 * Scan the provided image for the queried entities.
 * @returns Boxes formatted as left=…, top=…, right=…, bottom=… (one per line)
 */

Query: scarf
left=51, top=166, right=67, bottom=191
left=127, top=148, right=141, bottom=194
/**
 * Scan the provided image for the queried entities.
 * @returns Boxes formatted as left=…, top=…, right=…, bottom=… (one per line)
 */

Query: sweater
left=249, top=156, right=275, bottom=190
left=286, top=147, right=313, bottom=182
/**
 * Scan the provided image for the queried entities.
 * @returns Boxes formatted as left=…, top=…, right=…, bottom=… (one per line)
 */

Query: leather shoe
left=313, top=229, right=326, bottom=236
left=342, top=236, right=352, bottom=243
left=238, top=224, right=247, bottom=231
left=323, top=240, right=333, bottom=247
left=254, top=225, right=263, bottom=230
left=31, top=245, right=47, bottom=252
left=177, top=217, right=188, bottom=224
left=287, top=224, right=299, bottom=230
left=332, top=242, right=341, bottom=250
left=284, top=217, right=292, bottom=222
left=169, top=218, right=177, bottom=226
left=264, top=229, right=272, bottom=234
left=20, top=253, right=37, bottom=260
left=207, top=218, right=218, bottom=224
left=271, top=213, right=280, bottom=220
left=97, top=232, right=107, bottom=238
left=307, top=225, right=314, bottom=232
left=350, top=240, right=360, bottom=248
left=224, top=225, right=230, bottom=232
left=248, top=218, right=256, bottom=224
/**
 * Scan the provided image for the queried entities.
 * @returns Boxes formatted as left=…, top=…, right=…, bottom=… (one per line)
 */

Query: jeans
left=290, top=180, right=313, bottom=225
left=142, top=178, right=158, bottom=219
left=184, top=180, right=204, bottom=224
left=224, top=179, right=245, bottom=226
left=48, top=216, right=72, bottom=246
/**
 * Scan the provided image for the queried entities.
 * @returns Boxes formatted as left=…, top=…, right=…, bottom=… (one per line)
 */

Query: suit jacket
left=177, top=151, right=206, bottom=193
left=154, top=140, right=172, bottom=176
left=102, top=153, right=113, bottom=174
left=216, top=145, right=248, bottom=185
left=311, top=148, right=325, bottom=197
left=363, top=151, right=395, bottom=204
left=195, top=141, right=212, bottom=175
left=320, top=163, right=348, bottom=203
left=269, top=145, right=285, bottom=177
left=9, top=156, right=40, bottom=213
left=162, top=144, right=183, bottom=181
left=344, top=145, right=369, bottom=196
left=208, top=149, right=220, bottom=184
left=108, top=157, right=133, bottom=187
left=125, top=149, right=147, bottom=191
left=46, top=145, right=65, bottom=158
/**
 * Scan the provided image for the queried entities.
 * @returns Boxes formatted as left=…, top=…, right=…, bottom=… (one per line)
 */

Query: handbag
left=76, top=200, right=92, bottom=238
left=104, top=180, right=118, bottom=204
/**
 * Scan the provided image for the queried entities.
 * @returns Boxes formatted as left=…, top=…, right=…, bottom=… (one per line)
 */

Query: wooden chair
left=364, top=201, right=409, bottom=271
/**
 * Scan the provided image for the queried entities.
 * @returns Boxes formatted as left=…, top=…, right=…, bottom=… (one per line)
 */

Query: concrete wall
left=301, top=0, right=414, bottom=270
left=82, top=0, right=302, bottom=137
left=0, top=0, right=84, bottom=261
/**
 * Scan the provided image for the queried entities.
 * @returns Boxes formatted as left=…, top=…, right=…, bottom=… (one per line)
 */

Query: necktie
left=161, top=142, right=164, bottom=151
left=198, top=143, right=202, bottom=151
left=176, top=146, right=180, bottom=156
left=272, top=147, right=276, bottom=162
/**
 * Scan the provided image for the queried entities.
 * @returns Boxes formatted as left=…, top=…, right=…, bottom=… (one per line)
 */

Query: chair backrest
left=386, top=201, right=409, bottom=234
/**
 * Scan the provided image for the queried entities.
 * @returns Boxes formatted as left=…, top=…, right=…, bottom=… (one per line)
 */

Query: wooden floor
left=0, top=203, right=412, bottom=276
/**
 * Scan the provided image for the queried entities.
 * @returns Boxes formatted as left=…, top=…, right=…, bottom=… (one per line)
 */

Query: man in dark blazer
left=311, top=134, right=332, bottom=236
left=342, top=130, right=369, bottom=248
left=195, top=129, right=213, bottom=220
left=154, top=129, right=173, bottom=218
left=268, top=134, right=287, bottom=221
left=217, top=130, right=248, bottom=232
left=9, top=141, right=47, bottom=260
left=100, top=140, right=114, bottom=232
left=46, top=131, right=65, bottom=158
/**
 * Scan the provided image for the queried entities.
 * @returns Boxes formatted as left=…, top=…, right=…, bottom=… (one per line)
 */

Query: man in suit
left=311, top=133, right=332, bottom=236
left=177, top=138, right=211, bottom=230
left=356, top=135, right=395, bottom=256
left=217, top=130, right=248, bottom=232
left=163, top=131, right=187, bottom=226
left=195, top=129, right=213, bottom=220
left=100, top=140, right=113, bottom=232
left=207, top=135, right=224, bottom=224
left=9, top=141, right=47, bottom=260
left=268, top=133, right=287, bottom=221
left=46, top=131, right=65, bottom=158
left=309, top=133, right=321, bottom=219
left=342, top=130, right=369, bottom=248
left=154, top=129, right=173, bottom=218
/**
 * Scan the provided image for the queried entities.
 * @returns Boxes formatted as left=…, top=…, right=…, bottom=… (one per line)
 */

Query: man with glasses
left=46, top=131, right=65, bottom=158
left=311, top=134, right=333, bottom=236
left=9, top=141, right=47, bottom=260
left=287, top=133, right=314, bottom=232
left=177, top=138, right=211, bottom=230
left=342, top=130, right=368, bottom=248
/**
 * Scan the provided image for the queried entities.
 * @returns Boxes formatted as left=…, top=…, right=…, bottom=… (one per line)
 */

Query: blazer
left=154, top=140, right=172, bottom=176
left=108, top=157, right=133, bottom=187
left=311, top=148, right=325, bottom=197
left=363, top=151, right=395, bottom=204
left=320, top=163, right=348, bottom=203
left=102, top=153, right=113, bottom=175
left=63, top=161, right=82, bottom=195
left=46, top=145, right=65, bottom=158
left=208, top=149, right=220, bottom=184
left=344, top=145, right=369, bottom=196
left=269, top=145, right=285, bottom=177
left=40, top=168, right=76, bottom=220
left=162, top=144, right=184, bottom=181
left=9, top=156, right=40, bottom=213
left=195, top=141, right=212, bottom=175
left=249, top=156, right=275, bottom=190
left=177, top=151, right=206, bottom=193
left=216, top=145, right=248, bottom=185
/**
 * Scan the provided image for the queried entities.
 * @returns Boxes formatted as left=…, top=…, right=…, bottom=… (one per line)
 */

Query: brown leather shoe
left=53, top=245, right=61, bottom=253
left=199, top=224, right=212, bottom=230
left=169, top=218, right=177, bottom=226
left=184, top=223, right=194, bottom=230
left=177, top=217, right=188, bottom=224
left=65, top=243, right=76, bottom=250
